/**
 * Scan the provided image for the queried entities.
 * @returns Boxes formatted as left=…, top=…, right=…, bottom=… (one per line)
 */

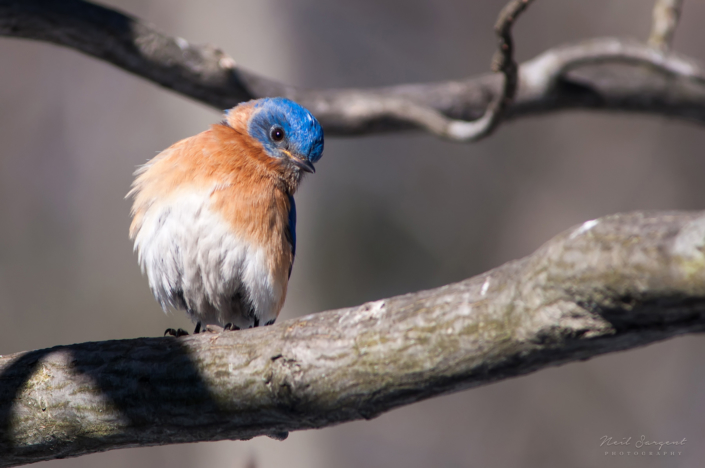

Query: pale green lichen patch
left=18, top=363, right=52, bottom=395
left=675, top=252, right=705, bottom=288
left=672, top=215, right=705, bottom=287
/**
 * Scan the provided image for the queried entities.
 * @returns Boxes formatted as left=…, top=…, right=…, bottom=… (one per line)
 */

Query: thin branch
left=420, top=0, right=535, bottom=141
left=649, top=0, right=685, bottom=52
left=366, top=0, right=536, bottom=142
left=478, top=0, right=535, bottom=137
left=3, top=1, right=705, bottom=140
left=2, top=211, right=705, bottom=467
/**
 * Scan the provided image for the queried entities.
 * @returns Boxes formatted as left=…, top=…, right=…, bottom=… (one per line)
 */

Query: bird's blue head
left=247, top=97, right=324, bottom=173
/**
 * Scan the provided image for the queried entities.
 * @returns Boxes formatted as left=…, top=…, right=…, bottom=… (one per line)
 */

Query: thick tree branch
left=2, top=211, right=705, bottom=466
left=2, top=0, right=705, bottom=140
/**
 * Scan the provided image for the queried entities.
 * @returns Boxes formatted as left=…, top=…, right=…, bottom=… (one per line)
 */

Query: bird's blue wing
left=286, top=193, right=296, bottom=278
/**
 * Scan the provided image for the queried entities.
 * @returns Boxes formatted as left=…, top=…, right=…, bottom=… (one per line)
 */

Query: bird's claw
left=200, top=323, right=241, bottom=333
left=164, top=322, right=241, bottom=337
left=266, top=431, right=289, bottom=441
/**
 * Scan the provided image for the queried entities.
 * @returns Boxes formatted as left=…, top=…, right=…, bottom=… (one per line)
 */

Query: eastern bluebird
left=128, top=98, right=324, bottom=335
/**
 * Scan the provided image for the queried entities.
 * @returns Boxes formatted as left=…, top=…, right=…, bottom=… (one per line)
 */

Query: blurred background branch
left=1, top=0, right=704, bottom=140
left=2, top=210, right=705, bottom=467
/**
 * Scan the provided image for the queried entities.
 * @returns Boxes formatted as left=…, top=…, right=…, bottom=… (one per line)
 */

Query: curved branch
left=2, top=210, right=705, bottom=467
left=2, top=0, right=705, bottom=140
left=433, top=0, right=534, bottom=141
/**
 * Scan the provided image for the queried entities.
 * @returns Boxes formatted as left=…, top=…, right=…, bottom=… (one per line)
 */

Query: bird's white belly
left=133, top=190, right=283, bottom=327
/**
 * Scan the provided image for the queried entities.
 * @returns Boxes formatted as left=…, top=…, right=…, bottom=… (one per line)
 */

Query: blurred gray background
left=1, top=0, right=704, bottom=467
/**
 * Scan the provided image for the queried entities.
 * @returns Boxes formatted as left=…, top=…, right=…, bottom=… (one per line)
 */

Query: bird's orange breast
left=130, top=122, right=294, bottom=303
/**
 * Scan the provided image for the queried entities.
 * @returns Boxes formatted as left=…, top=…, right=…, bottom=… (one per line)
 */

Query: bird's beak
left=288, top=154, right=316, bottom=173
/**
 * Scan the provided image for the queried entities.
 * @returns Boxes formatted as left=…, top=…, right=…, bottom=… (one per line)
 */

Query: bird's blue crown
left=246, top=98, right=324, bottom=165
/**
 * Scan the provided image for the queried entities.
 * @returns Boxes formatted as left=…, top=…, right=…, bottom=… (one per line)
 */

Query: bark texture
left=2, top=211, right=705, bottom=467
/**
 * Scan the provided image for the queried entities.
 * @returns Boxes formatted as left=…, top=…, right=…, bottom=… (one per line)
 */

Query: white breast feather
left=132, top=189, right=283, bottom=327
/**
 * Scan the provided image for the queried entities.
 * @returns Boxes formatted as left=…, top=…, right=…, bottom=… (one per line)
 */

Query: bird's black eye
left=270, top=126, right=285, bottom=142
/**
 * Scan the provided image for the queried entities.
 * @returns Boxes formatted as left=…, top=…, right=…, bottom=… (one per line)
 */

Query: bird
left=128, top=97, right=324, bottom=336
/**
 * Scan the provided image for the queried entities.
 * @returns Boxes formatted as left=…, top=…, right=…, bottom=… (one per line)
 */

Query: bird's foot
left=201, top=323, right=241, bottom=333
left=164, top=328, right=189, bottom=337
left=266, top=431, right=289, bottom=441
left=194, top=322, right=202, bottom=334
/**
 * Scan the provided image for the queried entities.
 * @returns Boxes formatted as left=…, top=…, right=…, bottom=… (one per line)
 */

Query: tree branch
left=464, top=0, right=534, bottom=140
left=2, top=211, right=705, bottom=467
left=2, top=0, right=705, bottom=140
left=430, top=0, right=534, bottom=141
